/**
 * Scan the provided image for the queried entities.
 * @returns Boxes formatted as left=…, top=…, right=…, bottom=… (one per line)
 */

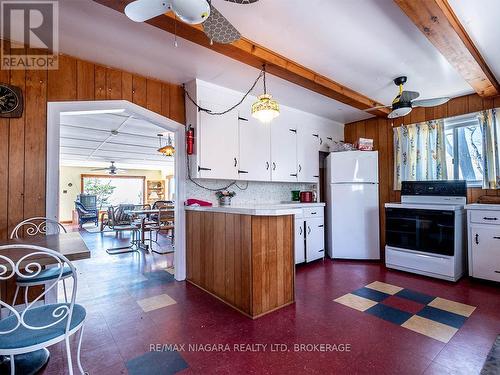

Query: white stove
left=385, top=181, right=467, bottom=282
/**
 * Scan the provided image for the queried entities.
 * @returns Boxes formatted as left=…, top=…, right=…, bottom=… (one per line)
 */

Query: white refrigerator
left=326, top=151, right=380, bottom=260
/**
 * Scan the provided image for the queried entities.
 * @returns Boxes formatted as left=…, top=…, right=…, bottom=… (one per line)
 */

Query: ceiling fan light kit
left=365, top=76, right=451, bottom=119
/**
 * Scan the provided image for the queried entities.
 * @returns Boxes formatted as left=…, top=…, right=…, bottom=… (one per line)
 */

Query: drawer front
left=386, top=247, right=455, bottom=277
left=303, top=207, right=324, bottom=218
left=471, top=226, right=500, bottom=282
left=470, top=210, right=500, bottom=225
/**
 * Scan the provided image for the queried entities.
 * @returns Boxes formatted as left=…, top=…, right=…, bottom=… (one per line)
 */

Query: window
left=82, top=176, right=145, bottom=209
left=444, top=114, right=484, bottom=186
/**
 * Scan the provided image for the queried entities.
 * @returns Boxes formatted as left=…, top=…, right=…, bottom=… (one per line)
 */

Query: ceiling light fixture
left=252, top=64, right=280, bottom=124
left=157, top=134, right=175, bottom=157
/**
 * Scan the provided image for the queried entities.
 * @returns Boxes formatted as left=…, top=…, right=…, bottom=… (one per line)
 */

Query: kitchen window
left=444, top=114, right=484, bottom=187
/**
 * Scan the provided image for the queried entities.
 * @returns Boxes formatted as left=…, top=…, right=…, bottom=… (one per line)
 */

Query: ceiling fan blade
left=124, top=0, right=171, bottom=22
left=363, top=105, right=391, bottom=112
left=400, top=90, right=420, bottom=102
left=90, top=167, right=110, bottom=171
left=223, top=0, right=259, bottom=3
left=202, top=5, right=241, bottom=44
left=412, top=97, right=451, bottom=108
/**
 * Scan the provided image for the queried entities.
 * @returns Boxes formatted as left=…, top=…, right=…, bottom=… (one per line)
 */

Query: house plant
left=215, top=190, right=236, bottom=206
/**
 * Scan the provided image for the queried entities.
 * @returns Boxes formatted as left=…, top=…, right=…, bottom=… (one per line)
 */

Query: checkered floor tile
left=334, top=281, right=476, bottom=343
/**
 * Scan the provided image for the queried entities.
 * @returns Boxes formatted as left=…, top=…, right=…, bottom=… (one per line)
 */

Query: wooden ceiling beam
left=395, top=0, right=499, bottom=97
left=94, top=0, right=389, bottom=116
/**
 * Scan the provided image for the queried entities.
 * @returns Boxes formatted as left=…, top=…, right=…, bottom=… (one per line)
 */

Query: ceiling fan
left=124, top=0, right=259, bottom=44
left=365, top=76, right=451, bottom=119
left=91, top=161, right=126, bottom=175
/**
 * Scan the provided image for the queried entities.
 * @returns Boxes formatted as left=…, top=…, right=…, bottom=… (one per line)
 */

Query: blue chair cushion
left=16, top=265, right=72, bottom=284
left=0, top=303, right=86, bottom=350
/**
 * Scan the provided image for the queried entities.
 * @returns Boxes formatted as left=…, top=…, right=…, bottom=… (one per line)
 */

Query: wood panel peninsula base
left=186, top=207, right=295, bottom=319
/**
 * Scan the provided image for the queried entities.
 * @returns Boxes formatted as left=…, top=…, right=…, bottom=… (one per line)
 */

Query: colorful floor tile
left=334, top=281, right=477, bottom=343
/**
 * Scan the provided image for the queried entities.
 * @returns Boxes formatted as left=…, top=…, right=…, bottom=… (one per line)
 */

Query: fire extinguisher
left=186, top=125, right=194, bottom=155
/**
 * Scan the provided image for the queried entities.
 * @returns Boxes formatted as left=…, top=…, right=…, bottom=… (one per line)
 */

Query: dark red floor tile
left=381, top=295, right=426, bottom=314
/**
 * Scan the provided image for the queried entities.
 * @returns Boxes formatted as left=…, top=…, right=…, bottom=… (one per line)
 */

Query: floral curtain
left=393, top=119, right=448, bottom=190
left=478, top=109, right=500, bottom=189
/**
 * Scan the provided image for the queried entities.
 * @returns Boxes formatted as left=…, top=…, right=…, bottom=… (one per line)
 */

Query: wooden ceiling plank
left=93, top=0, right=389, bottom=116
left=394, top=0, right=499, bottom=97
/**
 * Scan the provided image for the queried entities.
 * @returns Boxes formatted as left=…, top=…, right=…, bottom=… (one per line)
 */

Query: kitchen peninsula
left=186, top=203, right=325, bottom=318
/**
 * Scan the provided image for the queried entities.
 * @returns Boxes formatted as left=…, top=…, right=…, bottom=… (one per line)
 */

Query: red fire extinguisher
left=186, top=125, right=194, bottom=155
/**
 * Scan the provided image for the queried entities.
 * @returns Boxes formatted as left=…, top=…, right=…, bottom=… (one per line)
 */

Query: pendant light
left=252, top=64, right=280, bottom=124
left=157, top=133, right=175, bottom=157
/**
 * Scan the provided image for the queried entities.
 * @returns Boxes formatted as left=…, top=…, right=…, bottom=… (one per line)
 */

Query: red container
left=300, top=191, right=313, bottom=203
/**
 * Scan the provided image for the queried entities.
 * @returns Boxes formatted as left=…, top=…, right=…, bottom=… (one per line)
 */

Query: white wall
left=59, top=166, right=163, bottom=222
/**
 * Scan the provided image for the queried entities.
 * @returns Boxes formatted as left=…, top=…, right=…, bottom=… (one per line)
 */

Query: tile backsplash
left=186, top=179, right=317, bottom=205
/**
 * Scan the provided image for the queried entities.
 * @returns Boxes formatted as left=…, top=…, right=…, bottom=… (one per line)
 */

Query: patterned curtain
left=478, top=109, right=500, bottom=189
left=393, top=119, right=448, bottom=190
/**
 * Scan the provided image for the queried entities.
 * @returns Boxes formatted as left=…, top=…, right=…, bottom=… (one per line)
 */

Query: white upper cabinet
left=270, top=115, right=298, bottom=182
left=185, top=80, right=344, bottom=183
left=238, top=111, right=271, bottom=181
left=297, top=128, right=320, bottom=183
left=198, top=101, right=239, bottom=180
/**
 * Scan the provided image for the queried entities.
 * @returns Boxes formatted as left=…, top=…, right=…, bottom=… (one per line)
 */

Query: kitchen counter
left=465, top=203, right=500, bottom=211
left=185, top=202, right=325, bottom=216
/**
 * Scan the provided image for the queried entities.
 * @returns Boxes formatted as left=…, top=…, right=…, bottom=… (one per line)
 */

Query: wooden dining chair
left=0, top=244, right=87, bottom=375
left=9, top=217, right=71, bottom=307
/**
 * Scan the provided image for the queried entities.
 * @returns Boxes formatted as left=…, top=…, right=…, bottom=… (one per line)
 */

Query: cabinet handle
left=312, top=134, right=319, bottom=138
left=318, top=224, right=324, bottom=228
left=234, top=158, right=237, bottom=167
left=290, top=173, right=298, bottom=177
left=327, top=137, right=333, bottom=141
left=238, top=170, right=249, bottom=174
left=494, top=236, right=500, bottom=240
left=198, top=166, right=212, bottom=171
left=320, top=137, right=323, bottom=145
left=299, top=227, right=302, bottom=235
left=495, top=271, right=500, bottom=274
left=272, top=162, right=276, bottom=171
left=311, top=212, right=317, bottom=215
left=319, top=249, right=324, bottom=252
left=483, top=217, right=498, bottom=221
left=298, top=164, right=302, bottom=172
left=307, top=226, right=311, bottom=235
left=266, top=161, right=270, bottom=170
left=475, top=233, right=479, bottom=245
left=289, top=128, right=297, bottom=133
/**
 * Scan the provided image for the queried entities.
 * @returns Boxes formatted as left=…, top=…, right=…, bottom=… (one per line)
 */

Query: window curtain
left=393, top=119, right=448, bottom=190
left=478, top=109, right=500, bottom=189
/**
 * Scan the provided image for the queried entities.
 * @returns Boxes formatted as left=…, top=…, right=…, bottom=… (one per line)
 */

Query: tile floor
left=42, top=229, right=500, bottom=374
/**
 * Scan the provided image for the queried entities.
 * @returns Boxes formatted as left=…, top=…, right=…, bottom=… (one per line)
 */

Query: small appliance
left=300, top=191, right=313, bottom=203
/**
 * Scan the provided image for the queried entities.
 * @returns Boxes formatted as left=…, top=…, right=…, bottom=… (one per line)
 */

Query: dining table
left=0, top=231, right=91, bottom=375
left=127, top=207, right=174, bottom=253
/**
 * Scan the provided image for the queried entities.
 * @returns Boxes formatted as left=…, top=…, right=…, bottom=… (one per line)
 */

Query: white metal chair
left=0, top=244, right=87, bottom=374
left=10, top=217, right=71, bottom=306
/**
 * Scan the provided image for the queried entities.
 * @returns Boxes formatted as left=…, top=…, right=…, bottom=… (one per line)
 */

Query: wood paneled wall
left=0, top=44, right=185, bottom=240
left=344, top=93, right=500, bottom=255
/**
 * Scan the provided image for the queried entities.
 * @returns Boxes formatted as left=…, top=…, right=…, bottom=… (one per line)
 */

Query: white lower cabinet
left=305, top=217, right=325, bottom=262
left=469, top=223, right=500, bottom=282
left=294, top=218, right=305, bottom=264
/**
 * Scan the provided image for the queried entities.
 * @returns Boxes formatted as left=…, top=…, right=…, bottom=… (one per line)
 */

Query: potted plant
left=215, top=190, right=236, bottom=206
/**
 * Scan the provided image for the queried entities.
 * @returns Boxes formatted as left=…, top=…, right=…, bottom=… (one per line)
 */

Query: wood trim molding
left=93, top=0, right=389, bottom=116
left=394, top=0, right=500, bottom=97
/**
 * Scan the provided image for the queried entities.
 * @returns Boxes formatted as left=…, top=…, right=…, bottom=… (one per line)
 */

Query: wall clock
left=0, top=83, right=23, bottom=118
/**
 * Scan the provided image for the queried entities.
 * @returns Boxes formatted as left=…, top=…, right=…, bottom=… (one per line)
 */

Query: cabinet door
left=297, top=129, right=320, bottom=183
left=471, top=225, right=500, bottom=282
left=238, top=114, right=271, bottom=181
left=305, top=217, right=325, bottom=262
left=198, top=101, right=239, bottom=179
left=270, top=117, right=297, bottom=182
left=295, top=219, right=305, bottom=264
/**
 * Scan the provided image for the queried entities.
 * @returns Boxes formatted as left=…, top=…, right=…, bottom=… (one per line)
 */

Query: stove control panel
left=401, top=181, right=467, bottom=197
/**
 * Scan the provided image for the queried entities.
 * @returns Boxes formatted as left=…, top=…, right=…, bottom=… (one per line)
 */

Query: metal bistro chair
left=10, top=217, right=71, bottom=307
left=0, top=244, right=87, bottom=375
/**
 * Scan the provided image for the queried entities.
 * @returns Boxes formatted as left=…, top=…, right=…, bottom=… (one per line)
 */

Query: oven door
left=386, top=207, right=455, bottom=256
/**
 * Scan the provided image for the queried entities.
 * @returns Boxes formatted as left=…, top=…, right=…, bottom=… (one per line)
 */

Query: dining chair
left=9, top=217, right=71, bottom=306
left=0, top=244, right=87, bottom=375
